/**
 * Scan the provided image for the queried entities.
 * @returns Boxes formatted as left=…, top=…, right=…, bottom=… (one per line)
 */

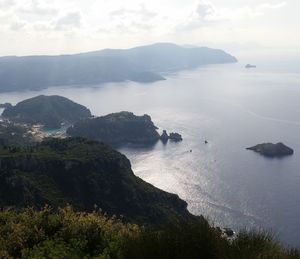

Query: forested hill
left=2, top=95, right=91, bottom=129
left=67, top=111, right=160, bottom=146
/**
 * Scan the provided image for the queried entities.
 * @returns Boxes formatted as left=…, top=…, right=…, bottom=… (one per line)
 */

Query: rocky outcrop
left=160, top=130, right=183, bottom=143
left=67, top=112, right=160, bottom=146
left=169, top=133, right=183, bottom=142
left=160, top=130, right=169, bottom=143
left=246, top=142, right=294, bottom=157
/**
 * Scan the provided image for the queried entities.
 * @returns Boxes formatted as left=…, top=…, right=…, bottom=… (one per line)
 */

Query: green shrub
left=0, top=207, right=298, bottom=259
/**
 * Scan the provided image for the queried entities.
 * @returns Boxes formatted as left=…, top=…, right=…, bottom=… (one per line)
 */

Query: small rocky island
left=160, top=130, right=183, bottom=142
left=2, top=95, right=91, bottom=129
left=67, top=111, right=160, bottom=146
left=246, top=142, right=294, bottom=157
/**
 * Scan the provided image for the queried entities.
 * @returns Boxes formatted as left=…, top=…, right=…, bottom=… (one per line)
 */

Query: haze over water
left=1, top=50, right=300, bottom=247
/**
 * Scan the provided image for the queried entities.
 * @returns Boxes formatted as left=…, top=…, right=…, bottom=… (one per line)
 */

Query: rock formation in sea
left=169, top=133, right=183, bottom=142
left=160, top=130, right=183, bottom=142
left=246, top=142, right=294, bottom=157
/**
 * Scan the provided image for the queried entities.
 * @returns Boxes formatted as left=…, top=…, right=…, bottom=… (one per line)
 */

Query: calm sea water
left=1, top=50, right=300, bottom=247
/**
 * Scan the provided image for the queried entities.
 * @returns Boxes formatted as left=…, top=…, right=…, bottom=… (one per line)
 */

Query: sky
left=0, top=0, right=299, bottom=55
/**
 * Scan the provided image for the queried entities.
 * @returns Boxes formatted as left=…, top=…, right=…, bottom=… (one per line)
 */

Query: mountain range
left=0, top=43, right=237, bottom=92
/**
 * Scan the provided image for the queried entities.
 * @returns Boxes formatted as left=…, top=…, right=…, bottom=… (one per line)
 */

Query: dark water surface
left=1, top=51, right=300, bottom=247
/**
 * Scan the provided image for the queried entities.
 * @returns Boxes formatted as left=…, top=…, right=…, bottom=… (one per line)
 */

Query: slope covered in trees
left=0, top=137, right=191, bottom=225
left=2, top=95, right=91, bottom=129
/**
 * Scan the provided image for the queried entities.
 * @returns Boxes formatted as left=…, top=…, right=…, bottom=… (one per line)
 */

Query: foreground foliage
left=0, top=206, right=298, bottom=259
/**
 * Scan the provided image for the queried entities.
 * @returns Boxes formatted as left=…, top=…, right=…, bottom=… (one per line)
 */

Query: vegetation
left=0, top=206, right=298, bottom=259
left=67, top=112, right=160, bottom=146
left=0, top=138, right=298, bottom=258
left=0, top=137, right=191, bottom=225
left=2, top=95, right=91, bottom=129
left=0, top=122, right=34, bottom=147
left=0, top=103, right=12, bottom=109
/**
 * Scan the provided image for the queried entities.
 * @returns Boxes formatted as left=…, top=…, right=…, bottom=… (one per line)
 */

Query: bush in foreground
left=0, top=206, right=298, bottom=259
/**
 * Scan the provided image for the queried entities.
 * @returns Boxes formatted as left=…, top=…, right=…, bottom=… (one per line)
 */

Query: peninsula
left=0, top=43, right=237, bottom=92
left=67, top=111, right=160, bottom=146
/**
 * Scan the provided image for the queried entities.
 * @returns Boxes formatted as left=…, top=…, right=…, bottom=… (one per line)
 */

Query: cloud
left=195, top=1, right=216, bottom=21
left=18, top=11, right=83, bottom=34
left=254, top=2, right=287, bottom=15
left=0, top=0, right=15, bottom=9
left=10, top=21, right=26, bottom=31
left=176, top=1, right=221, bottom=31
left=55, top=12, right=82, bottom=30
left=0, top=0, right=60, bottom=33
left=17, top=0, right=58, bottom=17
left=110, top=4, right=157, bottom=21
left=178, top=0, right=287, bottom=31
left=258, top=2, right=287, bottom=10
left=104, top=4, right=158, bottom=34
left=0, top=0, right=294, bottom=55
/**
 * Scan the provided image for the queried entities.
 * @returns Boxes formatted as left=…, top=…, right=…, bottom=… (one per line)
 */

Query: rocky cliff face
left=0, top=137, right=192, bottom=225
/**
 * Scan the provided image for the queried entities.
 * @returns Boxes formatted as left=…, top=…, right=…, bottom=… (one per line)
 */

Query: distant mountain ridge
left=0, top=43, right=237, bottom=92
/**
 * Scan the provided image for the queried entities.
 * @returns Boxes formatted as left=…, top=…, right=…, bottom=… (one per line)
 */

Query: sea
left=1, top=48, right=300, bottom=247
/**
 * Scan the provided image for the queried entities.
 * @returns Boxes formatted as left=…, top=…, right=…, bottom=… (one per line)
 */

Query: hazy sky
left=0, top=0, right=298, bottom=55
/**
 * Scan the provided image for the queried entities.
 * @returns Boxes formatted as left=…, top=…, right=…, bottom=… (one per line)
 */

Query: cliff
left=0, top=137, right=191, bottom=225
